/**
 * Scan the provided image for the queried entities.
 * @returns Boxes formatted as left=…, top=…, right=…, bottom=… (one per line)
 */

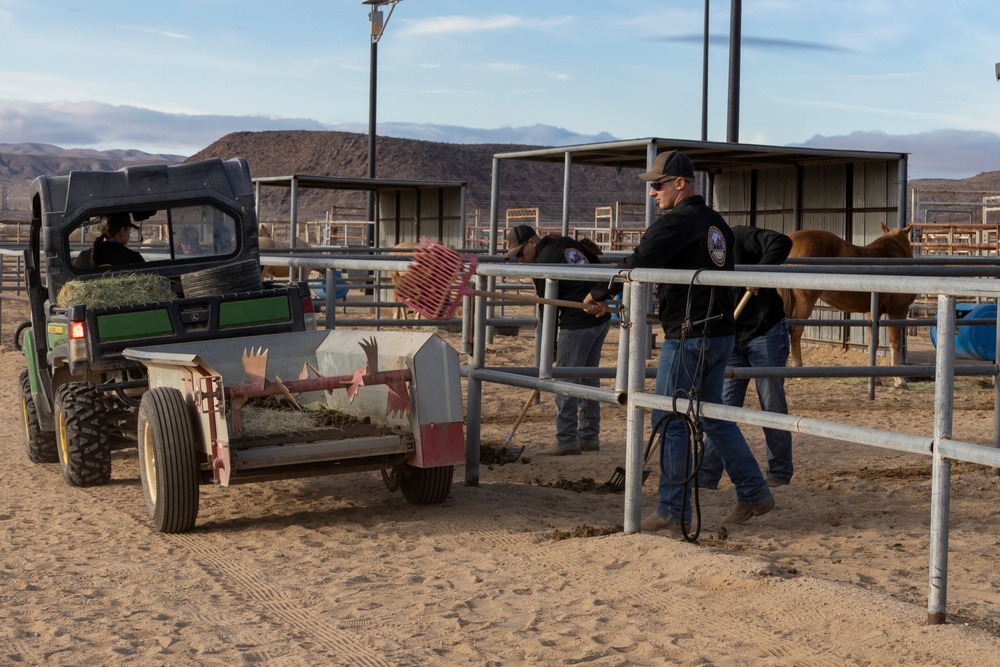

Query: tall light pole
left=702, top=0, right=710, bottom=142
left=362, top=0, right=402, bottom=246
left=726, top=0, right=742, bottom=143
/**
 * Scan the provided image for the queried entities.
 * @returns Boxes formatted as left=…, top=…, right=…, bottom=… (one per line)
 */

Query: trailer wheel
left=398, top=464, right=453, bottom=505
left=55, top=382, right=112, bottom=486
left=21, top=370, right=57, bottom=464
left=137, top=388, right=200, bottom=533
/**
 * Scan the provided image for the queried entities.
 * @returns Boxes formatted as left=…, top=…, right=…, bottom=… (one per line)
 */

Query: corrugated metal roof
left=493, top=138, right=907, bottom=171
left=253, top=175, right=466, bottom=190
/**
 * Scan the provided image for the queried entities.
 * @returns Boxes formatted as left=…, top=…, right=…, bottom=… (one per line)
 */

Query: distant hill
left=188, top=130, right=647, bottom=224
left=0, top=144, right=185, bottom=220
left=4, top=134, right=1000, bottom=227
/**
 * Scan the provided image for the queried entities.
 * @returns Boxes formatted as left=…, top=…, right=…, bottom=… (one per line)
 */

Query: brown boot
left=639, top=513, right=688, bottom=536
left=721, top=497, right=775, bottom=525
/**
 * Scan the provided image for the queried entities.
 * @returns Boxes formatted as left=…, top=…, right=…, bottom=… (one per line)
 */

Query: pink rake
left=393, top=239, right=478, bottom=320
left=394, top=238, right=619, bottom=320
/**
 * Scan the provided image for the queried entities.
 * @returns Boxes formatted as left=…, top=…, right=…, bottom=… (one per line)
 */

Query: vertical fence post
left=624, top=281, right=651, bottom=533
left=927, top=293, right=955, bottom=624
left=868, top=291, right=879, bottom=400
left=464, top=273, right=488, bottom=487
left=614, top=282, right=632, bottom=399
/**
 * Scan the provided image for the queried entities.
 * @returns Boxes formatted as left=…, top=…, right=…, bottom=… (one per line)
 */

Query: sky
left=1, top=0, right=999, bottom=179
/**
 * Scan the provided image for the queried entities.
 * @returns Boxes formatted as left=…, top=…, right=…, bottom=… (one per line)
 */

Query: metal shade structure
left=253, top=174, right=467, bottom=249
left=487, top=137, right=908, bottom=250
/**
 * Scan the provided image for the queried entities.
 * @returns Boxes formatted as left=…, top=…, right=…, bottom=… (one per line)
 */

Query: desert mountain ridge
left=4, top=133, right=1000, bottom=223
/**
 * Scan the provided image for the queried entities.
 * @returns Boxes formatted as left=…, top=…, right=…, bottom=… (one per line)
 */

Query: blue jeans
left=701, top=320, right=793, bottom=486
left=651, top=334, right=771, bottom=524
left=555, top=320, right=611, bottom=449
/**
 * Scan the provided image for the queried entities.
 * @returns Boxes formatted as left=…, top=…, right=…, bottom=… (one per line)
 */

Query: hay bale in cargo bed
left=57, top=273, right=176, bottom=308
left=235, top=397, right=399, bottom=440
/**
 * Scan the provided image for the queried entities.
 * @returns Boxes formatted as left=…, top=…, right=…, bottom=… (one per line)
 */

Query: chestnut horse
left=781, top=222, right=915, bottom=388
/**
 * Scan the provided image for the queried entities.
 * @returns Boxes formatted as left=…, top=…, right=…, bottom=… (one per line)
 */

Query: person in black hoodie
left=699, top=225, right=794, bottom=489
left=505, top=225, right=612, bottom=456
left=75, top=212, right=145, bottom=269
left=583, top=150, right=773, bottom=534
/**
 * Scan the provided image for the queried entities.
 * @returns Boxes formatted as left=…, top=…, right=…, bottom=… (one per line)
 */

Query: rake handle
left=468, top=289, right=619, bottom=311
left=734, top=289, right=753, bottom=319
left=503, top=388, right=539, bottom=446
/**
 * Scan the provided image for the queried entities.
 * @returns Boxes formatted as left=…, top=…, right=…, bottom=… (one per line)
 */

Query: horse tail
left=778, top=287, right=795, bottom=320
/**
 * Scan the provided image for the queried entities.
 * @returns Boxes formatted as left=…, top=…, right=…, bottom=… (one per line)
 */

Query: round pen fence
left=5, top=244, right=1000, bottom=628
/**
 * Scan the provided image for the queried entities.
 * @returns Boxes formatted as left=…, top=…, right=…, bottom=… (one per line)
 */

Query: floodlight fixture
left=363, top=0, right=401, bottom=44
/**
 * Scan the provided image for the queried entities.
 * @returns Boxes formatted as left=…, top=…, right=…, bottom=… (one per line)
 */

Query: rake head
left=394, top=238, right=477, bottom=320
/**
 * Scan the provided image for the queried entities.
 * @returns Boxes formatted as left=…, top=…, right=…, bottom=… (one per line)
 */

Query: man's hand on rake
left=583, top=293, right=609, bottom=317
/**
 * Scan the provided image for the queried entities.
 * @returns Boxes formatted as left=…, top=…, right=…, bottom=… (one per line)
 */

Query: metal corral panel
left=800, top=308, right=894, bottom=356
left=378, top=186, right=465, bottom=248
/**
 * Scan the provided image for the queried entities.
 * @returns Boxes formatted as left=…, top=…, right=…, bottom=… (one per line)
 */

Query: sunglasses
left=650, top=177, right=683, bottom=191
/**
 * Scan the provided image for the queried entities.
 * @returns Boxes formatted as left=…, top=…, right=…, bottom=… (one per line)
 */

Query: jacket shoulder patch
left=707, top=226, right=727, bottom=267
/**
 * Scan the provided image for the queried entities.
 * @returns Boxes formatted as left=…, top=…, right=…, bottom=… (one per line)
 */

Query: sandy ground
left=3, top=299, right=1000, bottom=666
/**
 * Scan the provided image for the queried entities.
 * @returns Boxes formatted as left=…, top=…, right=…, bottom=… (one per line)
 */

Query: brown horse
left=781, top=222, right=916, bottom=388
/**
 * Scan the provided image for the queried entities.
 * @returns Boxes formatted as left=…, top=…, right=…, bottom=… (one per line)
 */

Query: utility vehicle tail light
left=301, top=295, right=316, bottom=330
left=68, top=320, right=88, bottom=362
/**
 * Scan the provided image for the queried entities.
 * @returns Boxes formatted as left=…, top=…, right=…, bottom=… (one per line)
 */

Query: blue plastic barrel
left=930, top=302, right=997, bottom=361
left=310, top=269, right=350, bottom=301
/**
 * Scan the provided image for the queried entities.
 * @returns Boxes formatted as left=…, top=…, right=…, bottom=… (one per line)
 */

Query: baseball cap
left=639, top=150, right=696, bottom=182
left=108, top=212, right=140, bottom=230
left=504, top=224, right=538, bottom=259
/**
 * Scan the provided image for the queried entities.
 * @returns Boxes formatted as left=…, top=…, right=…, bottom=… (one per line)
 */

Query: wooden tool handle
left=503, top=389, right=540, bottom=446
left=733, top=289, right=753, bottom=319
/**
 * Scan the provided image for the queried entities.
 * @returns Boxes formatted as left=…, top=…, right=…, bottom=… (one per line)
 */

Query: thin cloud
left=651, top=34, right=855, bottom=53
left=481, top=62, right=523, bottom=72
left=400, top=15, right=524, bottom=36
left=115, top=24, right=192, bottom=40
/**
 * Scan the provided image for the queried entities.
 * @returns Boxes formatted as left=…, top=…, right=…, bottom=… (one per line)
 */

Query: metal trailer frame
left=121, top=329, right=464, bottom=531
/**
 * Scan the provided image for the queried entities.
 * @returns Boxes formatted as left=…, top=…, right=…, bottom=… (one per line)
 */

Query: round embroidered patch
left=707, top=226, right=727, bottom=267
left=564, top=248, right=588, bottom=264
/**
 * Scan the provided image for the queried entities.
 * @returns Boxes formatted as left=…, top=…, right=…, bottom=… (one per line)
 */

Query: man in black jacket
left=583, top=150, right=773, bottom=533
left=506, top=225, right=612, bottom=456
left=700, top=225, right=794, bottom=489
